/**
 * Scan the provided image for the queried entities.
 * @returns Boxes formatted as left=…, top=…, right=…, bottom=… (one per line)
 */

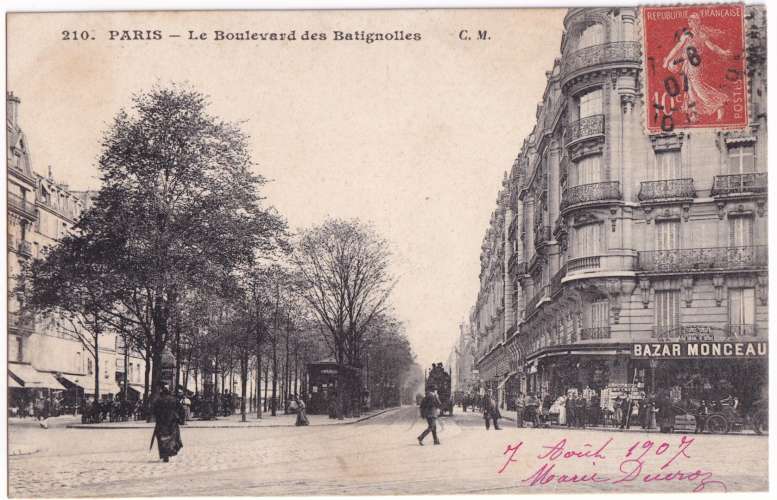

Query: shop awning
left=8, top=375, right=23, bottom=388
left=60, top=374, right=121, bottom=396
left=497, top=371, right=518, bottom=391
left=8, top=364, right=66, bottom=390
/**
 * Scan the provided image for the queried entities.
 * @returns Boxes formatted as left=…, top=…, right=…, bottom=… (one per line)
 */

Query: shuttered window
left=576, top=154, right=602, bottom=186
left=579, top=89, right=603, bottom=118
left=591, top=300, right=609, bottom=328
left=656, top=151, right=681, bottom=179
left=578, top=24, right=604, bottom=49
left=655, top=290, right=680, bottom=333
left=728, top=145, right=755, bottom=174
left=656, top=220, right=680, bottom=250
left=729, top=216, right=753, bottom=247
left=728, top=288, right=755, bottom=336
left=575, top=223, right=602, bottom=258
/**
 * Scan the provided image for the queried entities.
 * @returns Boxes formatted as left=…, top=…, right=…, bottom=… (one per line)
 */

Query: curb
left=65, top=407, right=397, bottom=430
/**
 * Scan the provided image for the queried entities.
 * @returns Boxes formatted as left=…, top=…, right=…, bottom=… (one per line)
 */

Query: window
left=656, top=151, right=681, bottom=179
left=655, top=290, right=680, bottom=335
left=591, top=300, right=610, bottom=328
left=655, top=220, right=680, bottom=250
left=578, top=89, right=603, bottom=118
left=728, top=144, right=755, bottom=174
left=87, top=358, right=93, bottom=375
left=576, top=155, right=602, bottom=186
left=578, top=24, right=604, bottom=49
left=728, top=288, right=755, bottom=336
left=575, top=223, right=602, bottom=257
left=16, top=337, right=24, bottom=362
left=729, top=216, right=753, bottom=247
left=75, top=352, right=81, bottom=373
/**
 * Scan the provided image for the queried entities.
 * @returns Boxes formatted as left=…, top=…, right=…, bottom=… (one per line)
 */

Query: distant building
left=7, top=92, right=147, bottom=413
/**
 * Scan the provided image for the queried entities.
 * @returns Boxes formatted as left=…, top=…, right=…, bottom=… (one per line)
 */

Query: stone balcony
left=653, top=324, right=757, bottom=340
left=711, top=172, right=767, bottom=197
left=7, top=237, right=32, bottom=257
left=564, top=253, right=637, bottom=280
left=7, top=192, right=37, bottom=220
left=638, top=245, right=767, bottom=274
left=561, top=181, right=621, bottom=213
left=561, top=41, right=642, bottom=82
left=638, top=178, right=696, bottom=202
left=564, top=114, right=605, bottom=147
left=534, top=224, right=552, bottom=249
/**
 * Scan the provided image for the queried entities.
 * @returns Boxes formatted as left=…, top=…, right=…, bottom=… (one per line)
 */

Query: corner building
left=473, top=6, right=767, bottom=417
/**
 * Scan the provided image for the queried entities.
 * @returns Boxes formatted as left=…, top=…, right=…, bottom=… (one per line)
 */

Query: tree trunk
left=240, top=354, right=248, bottom=422
left=256, top=343, right=263, bottom=419
left=143, top=349, right=151, bottom=401
left=94, top=334, right=100, bottom=401
left=271, top=339, right=278, bottom=416
left=263, top=362, right=269, bottom=412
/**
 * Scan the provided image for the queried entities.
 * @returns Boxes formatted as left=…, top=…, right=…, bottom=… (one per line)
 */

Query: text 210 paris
left=497, top=436, right=727, bottom=492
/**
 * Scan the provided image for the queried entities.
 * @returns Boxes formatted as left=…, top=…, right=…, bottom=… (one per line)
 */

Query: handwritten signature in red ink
left=498, top=436, right=727, bottom=493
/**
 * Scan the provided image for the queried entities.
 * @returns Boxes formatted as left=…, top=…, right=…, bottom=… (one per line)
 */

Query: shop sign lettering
left=632, top=341, right=767, bottom=358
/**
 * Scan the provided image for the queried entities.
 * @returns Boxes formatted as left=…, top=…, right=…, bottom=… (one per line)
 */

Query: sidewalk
left=498, top=413, right=763, bottom=436
left=64, top=407, right=396, bottom=429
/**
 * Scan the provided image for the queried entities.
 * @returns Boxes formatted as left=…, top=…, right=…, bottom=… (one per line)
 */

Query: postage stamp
left=641, top=3, right=748, bottom=133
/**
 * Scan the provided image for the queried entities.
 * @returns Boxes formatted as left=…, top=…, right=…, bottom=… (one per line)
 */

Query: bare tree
left=293, top=218, right=395, bottom=418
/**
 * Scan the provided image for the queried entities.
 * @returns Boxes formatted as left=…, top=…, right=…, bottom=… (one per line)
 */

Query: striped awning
left=8, top=364, right=66, bottom=390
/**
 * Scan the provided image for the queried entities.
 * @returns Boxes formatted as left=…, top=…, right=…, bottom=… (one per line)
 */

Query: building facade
left=7, top=92, right=147, bottom=412
left=470, top=6, right=767, bottom=416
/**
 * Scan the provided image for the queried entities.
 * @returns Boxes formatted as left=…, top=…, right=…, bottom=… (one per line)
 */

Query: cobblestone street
left=8, top=406, right=768, bottom=497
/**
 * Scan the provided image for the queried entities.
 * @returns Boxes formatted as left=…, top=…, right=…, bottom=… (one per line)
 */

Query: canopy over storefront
left=8, top=375, right=23, bottom=389
left=8, top=363, right=66, bottom=390
left=60, top=374, right=121, bottom=396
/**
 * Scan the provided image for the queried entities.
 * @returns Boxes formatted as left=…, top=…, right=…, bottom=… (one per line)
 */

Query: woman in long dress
left=662, top=13, right=733, bottom=123
left=295, top=395, right=309, bottom=426
left=152, top=386, right=183, bottom=462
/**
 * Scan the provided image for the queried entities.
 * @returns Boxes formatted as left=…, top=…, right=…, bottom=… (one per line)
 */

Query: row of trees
left=20, top=85, right=418, bottom=420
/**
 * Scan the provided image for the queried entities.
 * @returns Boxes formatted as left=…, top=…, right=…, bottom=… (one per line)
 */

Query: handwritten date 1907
left=498, top=436, right=727, bottom=493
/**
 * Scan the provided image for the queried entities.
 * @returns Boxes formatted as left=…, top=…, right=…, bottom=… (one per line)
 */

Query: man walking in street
left=483, top=391, right=501, bottom=430
left=417, top=388, right=441, bottom=445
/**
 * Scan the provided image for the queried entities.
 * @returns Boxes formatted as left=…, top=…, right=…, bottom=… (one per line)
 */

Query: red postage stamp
left=642, top=4, right=748, bottom=133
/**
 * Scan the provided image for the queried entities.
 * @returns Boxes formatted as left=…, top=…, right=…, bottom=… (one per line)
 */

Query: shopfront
left=8, top=363, right=67, bottom=416
left=630, top=340, right=768, bottom=411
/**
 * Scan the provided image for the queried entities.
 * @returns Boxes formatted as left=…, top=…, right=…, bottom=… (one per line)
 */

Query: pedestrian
left=613, top=396, right=623, bottom=427
left=566, top=394, right=576, bottom=428
left=295, top=395, right=309, bottom=426
left=417, top=388, right=441, bottom=445
left=151, top=386, right=184, bottom=463
left=695, top=400, right=708, bottom=434
left=37, top=396, right=50, bottom=429
left=620, top=397, right=631, bottom=429
left=483, top=392, right=501, bottom=430
left=576, top=394, right=587, bottom=429
left=515, top=392, right=525, bottom=428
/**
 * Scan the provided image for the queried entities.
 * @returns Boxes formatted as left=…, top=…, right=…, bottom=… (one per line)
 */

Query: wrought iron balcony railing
left=638, top=178, right=696, bottom=201
left=562, top=41, right=642, bottom=78
left=711, top=172, right=767, bottom=196
left=561, top=181, right=621, bottom=211
left=638, top=245, right=767, bottom=273
left=567, top=255, right=601, bottom=274
left=727, top=324, right=757, bottom=338
left=580, top=326, right=611, bottom=340
left=565, top=114, right=605, bottom=146
left=7, top=192, right=37, bottom=220
left=526, top=285, right=550, bottom=313
left=9, top=311, right=35, bottom=336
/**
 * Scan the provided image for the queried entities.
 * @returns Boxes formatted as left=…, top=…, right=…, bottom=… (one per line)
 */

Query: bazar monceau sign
left=632, top=341, right=767, bottom=359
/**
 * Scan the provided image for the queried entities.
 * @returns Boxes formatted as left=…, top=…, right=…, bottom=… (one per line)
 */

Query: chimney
left=6, top=91, right=20, bottom=127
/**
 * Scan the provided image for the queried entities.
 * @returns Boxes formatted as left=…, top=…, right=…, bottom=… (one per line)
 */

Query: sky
left=7, top=8, right=565, bottom=368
